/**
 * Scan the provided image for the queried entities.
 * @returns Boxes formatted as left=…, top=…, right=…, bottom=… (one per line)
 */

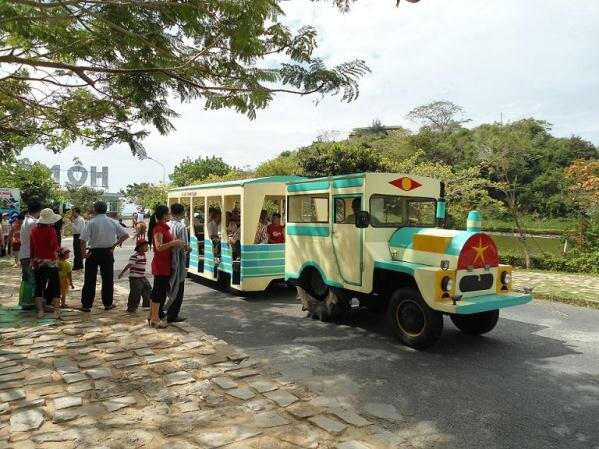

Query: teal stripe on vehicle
left=455, top=292, right=532, bottom=314
left=241, top=266, right=285, bottom=277
left=284, top=261, right=344, bottom=288
left=219, top=263, right=232, bottom=272
left=241, top=259, right=285, bottom=268
left=241, top=243, right=285, bottom=252
left=374, top=260, right=428, bottom=275
left=332, top=178, right=364, bottom=189
left=287, top=225, right=330, bottom=237
left=241, top=251, right=285, bottom=260
left=287, top=181, right=330, bottom=192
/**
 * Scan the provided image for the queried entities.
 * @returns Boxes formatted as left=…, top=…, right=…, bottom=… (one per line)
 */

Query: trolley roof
left=168, top=176, right=306, bottom=192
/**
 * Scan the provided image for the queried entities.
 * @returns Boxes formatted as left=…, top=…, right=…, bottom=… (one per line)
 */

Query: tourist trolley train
left=168, top=173, right=533, bottom=349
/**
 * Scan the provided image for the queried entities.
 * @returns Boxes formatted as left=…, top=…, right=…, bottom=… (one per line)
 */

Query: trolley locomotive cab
left=285, top=173, right=532, bottom=349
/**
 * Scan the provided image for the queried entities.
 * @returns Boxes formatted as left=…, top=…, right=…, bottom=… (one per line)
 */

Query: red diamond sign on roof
left=389, top=177, right=422, bottom=191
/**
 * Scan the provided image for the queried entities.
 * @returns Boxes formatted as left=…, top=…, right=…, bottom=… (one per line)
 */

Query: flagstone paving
left=0, top=262, right=406, bottom=449
left=513, top=269, right=599, bottom=306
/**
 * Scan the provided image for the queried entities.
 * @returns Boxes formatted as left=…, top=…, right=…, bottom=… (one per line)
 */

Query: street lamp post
left=140, top=155, right=166, bottom=184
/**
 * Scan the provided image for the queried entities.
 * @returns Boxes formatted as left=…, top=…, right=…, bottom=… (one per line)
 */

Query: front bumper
left=453, top=291, right=532, bottom=315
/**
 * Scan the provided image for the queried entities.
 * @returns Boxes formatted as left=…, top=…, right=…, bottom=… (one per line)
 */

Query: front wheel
left=450, top=310, right=499, bottom=335
left=387, top=288, right=443, bottom=349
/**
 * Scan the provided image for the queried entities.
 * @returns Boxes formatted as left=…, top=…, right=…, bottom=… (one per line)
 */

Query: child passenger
left=267, top=213, right=285, bottom=244
left=118, top=239, right=151, bottom=312
left=57, top=248, right=74, bottom=308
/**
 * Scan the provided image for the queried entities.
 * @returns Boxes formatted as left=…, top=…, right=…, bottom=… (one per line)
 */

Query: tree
left=406, top=101, right=470, bottom=133
left=170, top=156, right=232, bottom=187
left=385, top=150, right=504, bottom=228
left=565, top=159, right=599, bottom=212
left=475, top=122, right=537, bottom=268
left=297, top=141, right=384, bottom=177
left=120, top=182, right=168, bottom=213
left=0, top=1, right=370, bottom=160
left=64, top=184, right=103, bottom=213
left=255, top=153, right=301, bottom=177
left=0, top=159, right=63, bottom=207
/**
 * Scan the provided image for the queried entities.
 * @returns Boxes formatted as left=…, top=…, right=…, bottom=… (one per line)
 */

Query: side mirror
left=355, top=210, right=370, bottom=228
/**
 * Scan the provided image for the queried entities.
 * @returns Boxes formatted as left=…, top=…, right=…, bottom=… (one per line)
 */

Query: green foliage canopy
left=0, top=159, right=63, bottom=207
left=64, top=184, right=103, bottom=213
left=0, top=0, right=369, bottom=161
left=170, top=156, right=232, bottom=187
left=120, top=182, right=167, bottom=213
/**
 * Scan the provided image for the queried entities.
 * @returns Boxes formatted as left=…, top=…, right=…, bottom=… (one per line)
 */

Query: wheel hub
left=397, top=300, right=425, bottom=337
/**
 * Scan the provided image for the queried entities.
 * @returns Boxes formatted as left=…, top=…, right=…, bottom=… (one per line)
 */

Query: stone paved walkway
left=0, top=262, right=411, bottom=449
left=513, top=269, right=599, bottom=306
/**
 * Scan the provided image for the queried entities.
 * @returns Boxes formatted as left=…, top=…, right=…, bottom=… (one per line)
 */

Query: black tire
left=387, top=288, right=443, bottom=349
left=297, top=270, right=349, bottom=322
left=450, top=310, right=499, bottom=335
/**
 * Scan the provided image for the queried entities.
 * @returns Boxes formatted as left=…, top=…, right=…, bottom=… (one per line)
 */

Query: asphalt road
left=108, top=241, right=599, bottom=449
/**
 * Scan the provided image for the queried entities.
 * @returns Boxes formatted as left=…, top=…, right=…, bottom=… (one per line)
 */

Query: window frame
left=334, top=197, right=347, bottom=224
left=369, top=194, right=437, bottom=228
left=287, top=193, right=330, bottom=224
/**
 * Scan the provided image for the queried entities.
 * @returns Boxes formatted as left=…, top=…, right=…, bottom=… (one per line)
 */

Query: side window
left=407, top=199, right=436, bottom=226
left=288, top=194, right=329, bottom=223
left=334, top=198, right=346, bottom=223
left=370, top=195, right=403, bottom=227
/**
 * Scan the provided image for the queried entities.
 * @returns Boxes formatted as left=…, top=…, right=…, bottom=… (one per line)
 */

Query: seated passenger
left=228, top=226, right=241, bottom=260
left=267, top=213, right=285, bottom=244
left=344, top=197, right=362, bottom=224
left=254, top=209, right=269, bottom=244
left=208, top=209, right=222, bottom=259
left=226, top=211, right=238, bottom=235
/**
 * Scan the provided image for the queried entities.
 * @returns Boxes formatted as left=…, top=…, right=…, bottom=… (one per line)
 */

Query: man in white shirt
left=80, top=201, right=128, bottom=312
left=71, top=207, right=85, bottom=270
left=18, top=201, right=42, bottom=310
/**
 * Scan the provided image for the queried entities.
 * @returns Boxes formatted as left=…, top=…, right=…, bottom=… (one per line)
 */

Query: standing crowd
left=11, top=200, right=190, bottom=328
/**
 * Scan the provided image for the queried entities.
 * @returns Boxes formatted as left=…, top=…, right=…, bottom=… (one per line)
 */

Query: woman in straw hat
left=30, top=208, right=62, bottom=319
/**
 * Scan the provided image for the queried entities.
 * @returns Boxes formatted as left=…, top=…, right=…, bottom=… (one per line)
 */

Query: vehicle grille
left=459, top=274, right=494, bottom=292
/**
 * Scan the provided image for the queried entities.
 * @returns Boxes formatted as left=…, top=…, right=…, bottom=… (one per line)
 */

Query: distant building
left=100, top=192, right=121, bottom=213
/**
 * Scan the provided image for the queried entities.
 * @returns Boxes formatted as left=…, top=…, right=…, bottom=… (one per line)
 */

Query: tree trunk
left=509, top=203, right=531, bottom=269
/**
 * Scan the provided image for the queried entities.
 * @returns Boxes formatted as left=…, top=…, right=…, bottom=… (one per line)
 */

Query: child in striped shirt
left=118, top=239, right=151, bottom=312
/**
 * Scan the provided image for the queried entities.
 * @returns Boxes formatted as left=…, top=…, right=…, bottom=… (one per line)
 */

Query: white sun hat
left=37, top=208, right=62, bottom=225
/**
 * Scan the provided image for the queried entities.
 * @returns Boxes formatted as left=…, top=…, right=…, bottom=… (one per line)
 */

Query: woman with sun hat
left=30, top=208, right=62, bottom=318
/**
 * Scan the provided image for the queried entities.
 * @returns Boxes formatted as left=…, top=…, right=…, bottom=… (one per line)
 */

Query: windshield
left=370, top=195, right=436, bottom=228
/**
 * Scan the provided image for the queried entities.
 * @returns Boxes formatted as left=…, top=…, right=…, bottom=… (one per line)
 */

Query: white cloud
left=22, top=0, right=599, bottom=191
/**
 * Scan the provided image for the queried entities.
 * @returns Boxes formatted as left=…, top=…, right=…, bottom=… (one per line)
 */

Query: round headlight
left=441, top=276, right=454, bottom=292
left=501, top=271, right=512, bottom=284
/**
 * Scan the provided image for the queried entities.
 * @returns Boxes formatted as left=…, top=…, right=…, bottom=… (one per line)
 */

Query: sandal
left=60, top=304, right=69, bottom=309
left=149, top=320, right=168, bottom=329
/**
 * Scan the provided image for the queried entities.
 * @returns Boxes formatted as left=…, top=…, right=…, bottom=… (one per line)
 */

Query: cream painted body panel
left=168, top=180, right=289, bottom=292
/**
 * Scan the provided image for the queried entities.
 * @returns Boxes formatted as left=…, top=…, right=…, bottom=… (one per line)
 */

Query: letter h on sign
left=90, top=166, right=108, bottom=188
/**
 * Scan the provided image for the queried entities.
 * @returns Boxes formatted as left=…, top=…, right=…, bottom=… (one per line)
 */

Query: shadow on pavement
left=181, top=277, right=599, bottom=449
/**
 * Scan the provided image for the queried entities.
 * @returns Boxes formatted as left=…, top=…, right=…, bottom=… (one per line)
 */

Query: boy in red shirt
left=267, top=213, right=285, bottom=244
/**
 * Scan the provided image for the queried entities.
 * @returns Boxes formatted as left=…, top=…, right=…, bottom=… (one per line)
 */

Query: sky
left=22, top=0, right=599, bottom=193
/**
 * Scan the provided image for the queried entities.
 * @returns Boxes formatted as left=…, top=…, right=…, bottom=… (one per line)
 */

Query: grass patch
left=493, top=234, right=564, bottom=257
left=484, top=216, right=577, bottom=234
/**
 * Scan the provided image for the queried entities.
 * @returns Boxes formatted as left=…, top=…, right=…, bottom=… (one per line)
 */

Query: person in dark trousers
left=147, top=205, right=185, bottom=327
left=71, top=207, right=85, bottom=270
left=165, top=203, right=190, bottom=323
left=80, top=201, right=128, bottom=312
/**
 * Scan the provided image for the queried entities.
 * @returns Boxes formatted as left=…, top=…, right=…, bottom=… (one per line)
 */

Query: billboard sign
left=0, top=188, right=21, bottom=215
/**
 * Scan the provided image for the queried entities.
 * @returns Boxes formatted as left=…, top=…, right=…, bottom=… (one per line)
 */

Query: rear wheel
left=297, top=269, right=349, bottom=322
left=450, top=310, right=499, bottom=335
left=387, top=288, right=443, bottom=349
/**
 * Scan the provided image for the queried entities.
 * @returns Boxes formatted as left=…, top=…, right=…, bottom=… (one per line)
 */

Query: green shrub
left=499, top=250, right=599, bottom=274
